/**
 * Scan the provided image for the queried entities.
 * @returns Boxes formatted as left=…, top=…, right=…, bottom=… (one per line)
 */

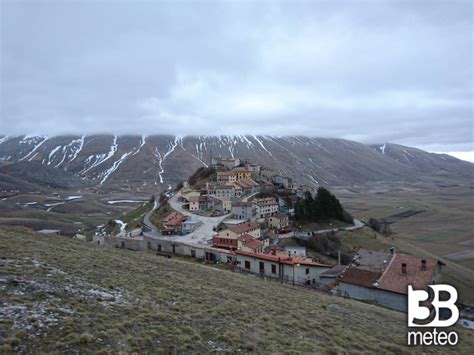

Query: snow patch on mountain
left=253, top=135, right=272, bottom=157
left=100, top=151, right=132, bottom=185
left=47, top=146, right=62, bottom=165
left=67, top=135, right=86, bottom=165
left=132, top=135, right=146, bottom=156
left=19, top=136, right=48, bottom=162
left=0, top=136, right=10, bottom=145
left=154, top=136, right=181, bottom=183
left=81, top=135, right=118, bottom=174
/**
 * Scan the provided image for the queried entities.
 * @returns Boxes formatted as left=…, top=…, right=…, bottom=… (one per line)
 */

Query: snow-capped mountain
left=0, top=135, right=471, bottom=192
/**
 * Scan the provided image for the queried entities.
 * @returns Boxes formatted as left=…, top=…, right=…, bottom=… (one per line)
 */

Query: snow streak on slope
left=238, top=135, right=254, bottom=149
left=67, top=135, right=85, bottom=166
left=46, top=146, right=62, bottom=165
left=132, top=135, right=146, bottom=156
left=226, top=135, right=236, bottom=158
left=0, top=136, right=10, bottom=144
left=380, top=144, right=386, bottom=154
left=81, top=135, right=118, bottom=174
left=99, top=135, right=149, bottom=184
left=192, top=138, right=208, bottom=167
left=54, top=136, right=86, bottom=168
left=100, top=151, right=133, bottom=184
left=154, top=136, right=180, bottom=184
left=253, top=135, right=272, bottom=157
left=306, top=174, right=319, bottom=187
left=19, top=136, right=48, bottom=161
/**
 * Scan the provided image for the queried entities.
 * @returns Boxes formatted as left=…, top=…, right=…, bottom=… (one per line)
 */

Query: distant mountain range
left=0, top=135, right=472, bottom=192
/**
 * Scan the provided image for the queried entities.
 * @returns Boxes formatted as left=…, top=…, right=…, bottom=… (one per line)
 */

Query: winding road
left=143, top=199, right=160, bottom=234
left=165, top=191, right=230, bottom=244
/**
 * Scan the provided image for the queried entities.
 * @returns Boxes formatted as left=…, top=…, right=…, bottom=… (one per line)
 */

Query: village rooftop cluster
left=82, top=156, right=448, bottom=313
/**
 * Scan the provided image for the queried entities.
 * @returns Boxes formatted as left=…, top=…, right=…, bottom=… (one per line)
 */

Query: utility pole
left=338, top=250, right=341, bottom=266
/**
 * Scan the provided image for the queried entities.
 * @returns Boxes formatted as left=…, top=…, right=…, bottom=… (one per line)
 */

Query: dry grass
left=1, top=228, right=473, bottom=353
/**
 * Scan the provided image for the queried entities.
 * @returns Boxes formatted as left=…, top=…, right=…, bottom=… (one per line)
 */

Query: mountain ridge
left=0, top=135, right=471, bottom=193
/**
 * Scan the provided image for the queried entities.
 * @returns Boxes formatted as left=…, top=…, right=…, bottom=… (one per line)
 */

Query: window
left=245, top=261, right=251, bottom=270
left=259, top=262, right=265, bottom=273
left=271, top=264, right=277, bottom=274
left=191, top=250, right=196, bottom=258
left=147, top=241, right=151, bottom=250
left=120, top=241, right=125, bottom=248
left=306, top=268, right=309, bottom=275
left=158, top=244, right=162, bottom=251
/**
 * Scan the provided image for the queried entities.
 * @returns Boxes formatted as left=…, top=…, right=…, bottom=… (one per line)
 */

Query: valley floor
left=1, top=229, right=473, bottom=353
left=338, top=184, right=474, bottom=304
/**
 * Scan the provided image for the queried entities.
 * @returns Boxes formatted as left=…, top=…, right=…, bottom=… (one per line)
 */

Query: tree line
left=293, top=187, right=353, bottom=224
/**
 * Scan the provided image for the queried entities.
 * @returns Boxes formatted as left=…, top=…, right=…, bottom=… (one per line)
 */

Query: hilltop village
left=92, top=157, right=444, bottom=312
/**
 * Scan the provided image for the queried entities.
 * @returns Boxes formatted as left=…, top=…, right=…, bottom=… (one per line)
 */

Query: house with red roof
left=337, top=249, right=444, bottom=312
left=212, top=222, right=261, bottom=250
left=162, top=212, right=188, bottom=235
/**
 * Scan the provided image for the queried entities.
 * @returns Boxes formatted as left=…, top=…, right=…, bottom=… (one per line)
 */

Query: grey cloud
left=1, top=0, right=472, bottom=154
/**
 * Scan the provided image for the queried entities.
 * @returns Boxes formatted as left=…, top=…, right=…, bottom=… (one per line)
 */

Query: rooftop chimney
left=401, top=263, right=407, bottom=275
left=421, top=259, right=427, bottom=271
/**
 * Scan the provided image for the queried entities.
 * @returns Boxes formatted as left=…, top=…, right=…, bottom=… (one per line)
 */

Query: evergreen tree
left=293, top=187, right=350, bottom=223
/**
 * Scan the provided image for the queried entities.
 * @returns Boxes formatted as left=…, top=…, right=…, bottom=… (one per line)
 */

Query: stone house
left=182, top=220, right=201, bottom=234
left=217, top=171, right=237, bottom=184
left=231, top=201, right=258, bottom=221
left=253, top=197, right=279, bottom=218
left=235, top=250, right=330, bottom=285
left=267, top=213, right=289, bottom=229
left=272, top=175, right=294, bottom=189
left=213, top=184, right=236, bottom=199
left=337, top=250, right=444, bottom=312
left=212, top=222, right=261, bottom=250
left=188, top=196, right=208, bottom=212
left=162, top=212, right=188, bottom=234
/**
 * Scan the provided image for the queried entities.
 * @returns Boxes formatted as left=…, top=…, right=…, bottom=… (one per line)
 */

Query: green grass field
left=1, top=228, right=473, bottom=353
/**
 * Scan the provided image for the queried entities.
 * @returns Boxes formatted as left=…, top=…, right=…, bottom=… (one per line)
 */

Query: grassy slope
left=1, top=229, right=473, bottom=353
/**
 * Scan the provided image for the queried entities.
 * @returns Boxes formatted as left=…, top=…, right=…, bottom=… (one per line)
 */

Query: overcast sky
left=1, top=0, right=473, bottom=159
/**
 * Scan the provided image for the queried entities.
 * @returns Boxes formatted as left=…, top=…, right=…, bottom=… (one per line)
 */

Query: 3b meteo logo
left=407, top=284, right=459, bottom=346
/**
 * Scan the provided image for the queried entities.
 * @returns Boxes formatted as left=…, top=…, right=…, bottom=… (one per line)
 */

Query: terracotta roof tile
left=228, top=222, right=259, bottom=234
left=338, top=267, right=382, bottom=288
left=244, top=239, right=264, bottom=250
left=376, top=254, right=439, bottom=295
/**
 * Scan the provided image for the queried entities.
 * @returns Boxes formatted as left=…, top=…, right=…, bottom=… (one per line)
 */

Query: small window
left=306, top=268, right=309, bottom=275
left=271, top=264, right=277, bottom=274
left=245, top=261, right=251, bottom=270
left=158, top=244, right=162, bottom=251
left=191, top=250, right=196, bottom=258
left=259, top=262, right=265, bottom=273
left=120, top=241, right=125, bottom=248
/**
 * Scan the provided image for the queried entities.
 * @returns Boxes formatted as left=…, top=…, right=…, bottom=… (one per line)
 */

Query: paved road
left=143, top=199, right=160, bottom=235
left=289, top=219, right=365, bottom=239
left=312, top=218, right=364, bottom=234
left=149, top=191, right=230, bottom=245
